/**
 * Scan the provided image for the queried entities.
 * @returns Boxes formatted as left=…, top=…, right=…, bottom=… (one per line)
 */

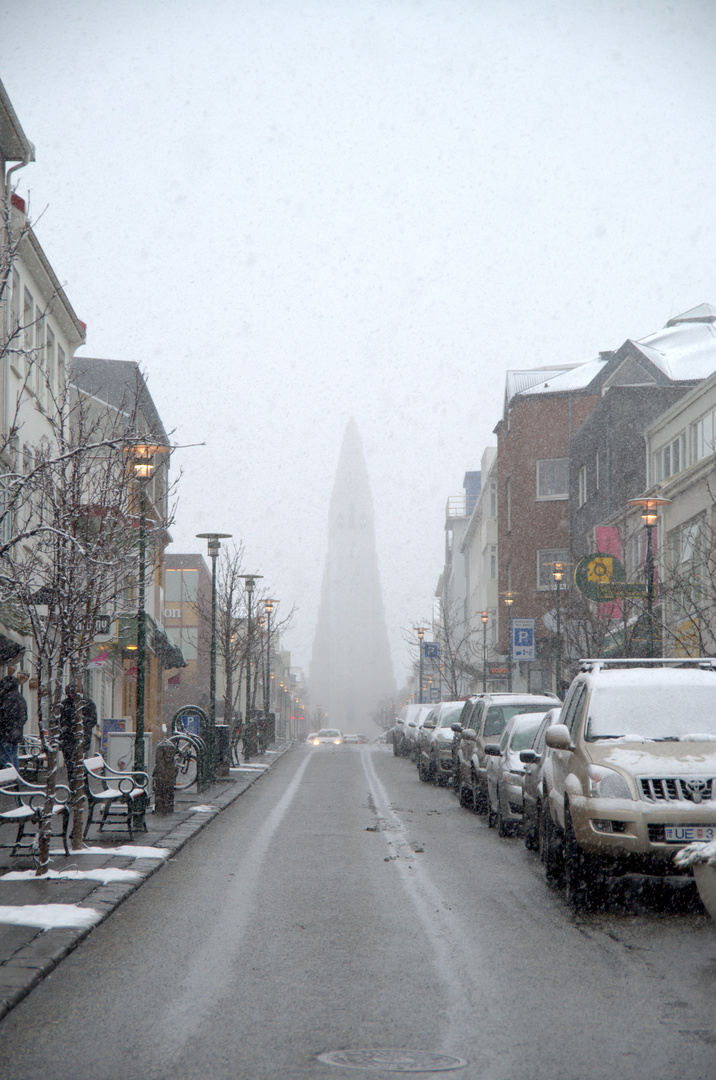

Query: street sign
left=428, top=686, right=440, bottom=702
left=512, top=618, right=536, bottom=661
left=596, top=582, right=647, bottom=600
left=422, top=642, right=439, bottom=659
left=574, top=553, right=626, bottom=601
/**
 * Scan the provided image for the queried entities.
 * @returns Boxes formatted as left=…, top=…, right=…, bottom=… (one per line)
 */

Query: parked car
left=310, top=729, right=344, bottom=745
left=455, top=692, right=560, bottom=813
left=484, top=711, right=548, bottom=836
left=356, top=734, right=369, bottom=743
left=540, top=658, right=716, bottom=910
left=393, top=704, right=425, bottom=757
left=450, top=695, right=485, bottom=795
left=343, top=734, right=360, bottom=744
left=403, top=704, right=435, bottom=761
left=519, top=708, right=561, bottom=852
left=417, top=700, right=466, bottom=784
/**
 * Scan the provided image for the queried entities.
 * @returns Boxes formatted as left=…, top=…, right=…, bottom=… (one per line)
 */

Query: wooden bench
left=0, top=765, right=70, bottom=856
left=83, top=754, right=150, bottom=840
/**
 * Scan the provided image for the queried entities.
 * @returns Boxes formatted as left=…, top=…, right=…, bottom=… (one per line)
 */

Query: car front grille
left=639, top=777, right=715, bottom=803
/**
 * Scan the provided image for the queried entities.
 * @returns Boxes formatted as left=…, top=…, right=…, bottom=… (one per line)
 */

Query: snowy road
left=1, top=743, right=715, bottom=1079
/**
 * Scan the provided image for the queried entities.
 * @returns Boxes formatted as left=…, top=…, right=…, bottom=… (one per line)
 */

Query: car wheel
left=543, top=806, right=564, bottom=886
left=472, top=771, right=488, bottom=815
left=458, top=779, right=473, bottom=809
left=564, top=810, right=606, bottom=911
left=418, top=756, right=430, bottom=782
left=524, top=805, right=538, bottom=851
left=496, top=789, right=510, bottom=837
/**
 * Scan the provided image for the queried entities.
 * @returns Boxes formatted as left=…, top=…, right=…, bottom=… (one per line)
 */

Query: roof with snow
left=504, top=304, right=716, bottom=411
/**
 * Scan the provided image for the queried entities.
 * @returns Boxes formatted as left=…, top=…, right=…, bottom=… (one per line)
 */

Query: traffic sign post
left=512, top=618, right=536, bottom=662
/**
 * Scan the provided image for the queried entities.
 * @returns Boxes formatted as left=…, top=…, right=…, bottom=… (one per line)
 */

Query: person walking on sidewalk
left=0, top=671, right=28, bottom=771
left=59, top=685, right=98, bottom=787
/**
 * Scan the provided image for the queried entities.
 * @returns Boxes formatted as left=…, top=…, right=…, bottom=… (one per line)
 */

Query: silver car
left=417, top=701, right=466, bottom=785
left=485, top=711, right=548, bottom=836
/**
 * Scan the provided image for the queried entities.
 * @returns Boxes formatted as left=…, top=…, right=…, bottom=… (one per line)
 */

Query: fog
left=2, top=0, right=716, bottom=683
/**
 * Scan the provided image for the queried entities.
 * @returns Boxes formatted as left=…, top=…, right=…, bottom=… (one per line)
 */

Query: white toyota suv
left=541, top=658, right=716, bottom=909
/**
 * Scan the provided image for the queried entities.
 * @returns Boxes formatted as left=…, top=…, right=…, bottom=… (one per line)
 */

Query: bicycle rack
left=171, top=706, right=210, bottom=791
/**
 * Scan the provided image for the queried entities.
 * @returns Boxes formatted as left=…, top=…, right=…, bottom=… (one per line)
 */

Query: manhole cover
left=317, top=1050, right=468, bottom=1072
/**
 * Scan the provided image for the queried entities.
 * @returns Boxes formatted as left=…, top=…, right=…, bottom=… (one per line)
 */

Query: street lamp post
left=261, top=599, right=278, bottom=716
left=481, top=611, right=489, bottom=692
left=238, top=574, right=262, bottom=759
left=628, top=498, right=671, bottom=657
left=127, top=443, right=169, bottom=776
left=416, top=627, right=427, bottom=703
left=552, top=564, right=564, bottom=695
left=502, top=593, right=516, bottom=692
left=196, top=532, right=232, bottom=783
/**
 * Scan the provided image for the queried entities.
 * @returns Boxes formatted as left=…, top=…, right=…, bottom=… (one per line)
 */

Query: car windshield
left=440, top=704, right=464, bottom=727
left=510, top=718, right=545, bottom=751
left=585, top=676, right=716, bottom=740
left=317, top=729, right=340, bottom=737
left=484, top=703, right=553, bottom=737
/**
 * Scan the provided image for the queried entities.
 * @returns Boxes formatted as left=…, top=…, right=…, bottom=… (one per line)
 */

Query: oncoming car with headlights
left=310, top=729, right=344, bottom=746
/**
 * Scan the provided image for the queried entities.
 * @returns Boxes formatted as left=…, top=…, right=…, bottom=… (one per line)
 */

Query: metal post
left=645, top=522, right=654, bottom=658
left=196, top=533, right=232, bottom=784
left=135, top=480, right=147, bottom=774
left=417, top=627, right=425, bottom=703
left=481, top=611, right=488, bottom=692
left=503, top=595, right=515, bottom=693
left=555, top=574, right=562, bottom=694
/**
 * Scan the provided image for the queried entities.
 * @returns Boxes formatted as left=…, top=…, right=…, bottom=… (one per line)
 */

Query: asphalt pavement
left=0, top=741, right=293, bottom=1022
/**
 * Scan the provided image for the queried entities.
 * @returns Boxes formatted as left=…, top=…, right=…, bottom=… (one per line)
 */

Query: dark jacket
left=0, top=675, right=28, bottom=745
left=59, top=693, right=98, bottom=756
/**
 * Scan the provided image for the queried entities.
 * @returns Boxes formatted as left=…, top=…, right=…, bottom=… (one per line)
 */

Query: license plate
left=664, top=825, right=716, bottom=843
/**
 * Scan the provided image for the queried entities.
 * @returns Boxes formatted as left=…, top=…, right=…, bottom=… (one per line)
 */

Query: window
left=165, top=569, right=182, bottom=601
left=23, top=288, right=33, bottom=360
left=537, top=548, right=569, bottom=589
left=536, top=458, right=569, bottom=499
left=181, top=570, right=198, bottom=601
left=46, top=327, right=55, bottom=398
left=179, top=627, right=198, bottom=661
left=57, top=344, right=66, bottom=388
left=490, top=483, right=497, bottom=518
left=164, top=568, right=198, bottom=602
left=35, top=309, right=45, bottom=404
left=691, top=410, right=716, bottom=465
left=9, top=270, right=20, bottom=356
left=578, top=465, right=587, bottom=507
left=490, top=545, right=497, bottom=580
left=653, top=432, right=686, bottom=482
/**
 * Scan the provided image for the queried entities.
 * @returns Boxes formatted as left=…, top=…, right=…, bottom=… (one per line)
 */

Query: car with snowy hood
left=417, top=700, right=466, bottom=784
left=455, top=692, right=560, bottom=813
left=484, top=710, right=549, bottom=835
left=540, top=658, right=716, bottom=909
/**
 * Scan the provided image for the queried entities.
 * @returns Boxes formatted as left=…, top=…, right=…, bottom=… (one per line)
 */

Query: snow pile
left=674, top=837, right=716, bottom=869
left=2, top=867, right=141, bottom=884
left=0, top=904, right=101, bottom=930
left=49, top=845, right=170, bottom=860
left=190, top=805, right=218, bottom=813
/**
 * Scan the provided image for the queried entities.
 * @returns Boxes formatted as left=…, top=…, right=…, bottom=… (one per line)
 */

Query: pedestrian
left=0, top=669, right=28, bottom=772
left=60, top=685, right=98, bottom=787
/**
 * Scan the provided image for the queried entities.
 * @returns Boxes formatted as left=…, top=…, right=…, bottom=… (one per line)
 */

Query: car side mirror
left=519, top=749, right=539, bottom=764
left=461, top=728, right=477, bottom=740
left=484, top=743, right=501, bottom=756
left=545, top=724, right=574, bottom=751
left=423, top=721, right=435, bottom=730
left=451, top=723, right=463, bottom=733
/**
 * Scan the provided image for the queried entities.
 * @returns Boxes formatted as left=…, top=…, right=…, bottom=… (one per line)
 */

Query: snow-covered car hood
left=590, top=738, right=716, bottom=775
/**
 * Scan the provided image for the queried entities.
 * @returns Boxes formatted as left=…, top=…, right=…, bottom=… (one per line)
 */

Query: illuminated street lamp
left=196, top=532, right=232, bottom=782
left=628, top=497, right=672, bottom=657
left=501, top=593, right=516, bottom=692
left=481, top=611, right=489, bottom=692
left=551, top=563, right=567, bottom=695
left=126, top=442, right=169, bottom=776
left=261, top=598, right=279, bottom=718
left=416, top=627, right=427, bottom=703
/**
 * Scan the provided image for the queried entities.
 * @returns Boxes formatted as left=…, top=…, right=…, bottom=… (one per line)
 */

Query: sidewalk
left=0, top=741, right=294, bottom=1021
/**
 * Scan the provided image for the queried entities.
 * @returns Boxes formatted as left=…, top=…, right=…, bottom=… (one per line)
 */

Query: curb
left=0, top=743, right=293, bottom=1021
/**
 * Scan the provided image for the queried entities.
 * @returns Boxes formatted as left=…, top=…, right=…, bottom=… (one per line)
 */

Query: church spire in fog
left=310, top=419, right=394, bottom=728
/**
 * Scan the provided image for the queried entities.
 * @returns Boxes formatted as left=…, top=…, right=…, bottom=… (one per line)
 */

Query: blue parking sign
left=512, top=618, right=536, bottom=661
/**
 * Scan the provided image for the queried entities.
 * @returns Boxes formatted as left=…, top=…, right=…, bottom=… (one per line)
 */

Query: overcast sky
left=2, top=0, right=716, bottom=687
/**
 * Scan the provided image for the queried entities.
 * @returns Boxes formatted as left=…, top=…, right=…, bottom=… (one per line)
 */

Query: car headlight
left=586, top=764, right=633, bottom=800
